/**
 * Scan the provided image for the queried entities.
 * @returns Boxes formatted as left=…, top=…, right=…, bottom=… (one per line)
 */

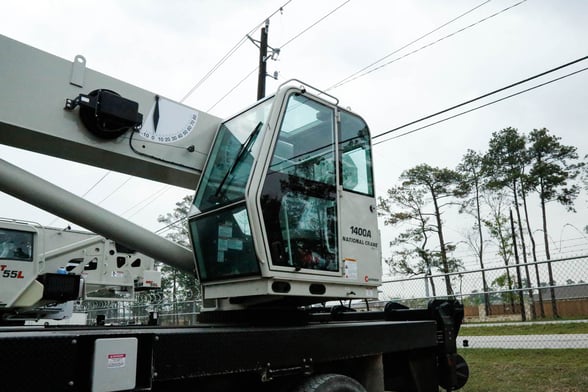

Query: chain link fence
left=75, top=290, right=200, bottom=326
left=72, top=255, right=588, bottom=349
left=379, top=254, right=588, bottom=349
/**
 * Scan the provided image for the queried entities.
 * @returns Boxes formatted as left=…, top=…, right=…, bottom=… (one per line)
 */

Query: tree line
left=377, top=127, right=585, bottom=318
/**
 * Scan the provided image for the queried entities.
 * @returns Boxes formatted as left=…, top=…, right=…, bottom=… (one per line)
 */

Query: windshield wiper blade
left=213, top=121, right=263, bottom=199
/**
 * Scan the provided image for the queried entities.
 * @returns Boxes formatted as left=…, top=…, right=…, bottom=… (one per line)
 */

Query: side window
left=0, top=229, right=34, bottom=261
left=339, top=111, right=374, bottom=196
left=190, top=204, right=259, bottom=281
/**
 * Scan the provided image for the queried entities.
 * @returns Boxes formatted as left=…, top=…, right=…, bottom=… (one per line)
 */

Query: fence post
left=478, top=303, right=487, bottom=321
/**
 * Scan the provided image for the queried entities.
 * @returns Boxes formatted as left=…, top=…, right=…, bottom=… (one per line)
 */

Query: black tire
left=453, top=354, right=469, bottom=390
left=439, top=354, right=469, bottom=391
left=289, top=373, right=367, bottom=392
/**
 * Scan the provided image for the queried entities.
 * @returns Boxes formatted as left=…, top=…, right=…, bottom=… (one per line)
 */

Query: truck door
left=259, top=93, right=381, bottom=287
left=337, top=111, right=380, bottom=288
left=260, top=93, right=340, bottom=274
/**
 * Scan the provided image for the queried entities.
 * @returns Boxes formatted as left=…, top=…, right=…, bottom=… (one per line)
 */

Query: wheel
left=288, top=373, right=366, bottom=392
left=439, top=354, right=469, bottom=391
left=453, top=354, right=469, bottom=390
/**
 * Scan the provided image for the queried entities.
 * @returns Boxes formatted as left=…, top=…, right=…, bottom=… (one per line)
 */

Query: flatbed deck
left=1, top=318, right=438, bottom=391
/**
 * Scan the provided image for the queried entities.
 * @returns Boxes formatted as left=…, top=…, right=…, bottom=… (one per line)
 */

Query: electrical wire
left=207, top=66, right=259, bottom=111
left=180, top=0, right=293, bottom=103
left=279, top=0, right=351, bottom=48
left=155, top=216, right=187, bottom=235
left=96, top=176, right=133, bottom=205
left=120, top=185, right=171, bottom=218
left=128, top=129, right=204, bottom=172
left=47, top=170, right=112, bottom=226
left=80, top=171, right=111, bottom=198
left=372, top=55, right=588, bottom=144
left=327, top=0, right=493, bottom=91
left=208, top=0, right=352, bottom=111
left=331, top=0, right=527, bottom=90
left=374, top=66, right=588, bottom=145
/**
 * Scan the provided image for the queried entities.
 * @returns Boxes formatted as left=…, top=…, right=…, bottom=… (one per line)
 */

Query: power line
left=373, top=54, right=588, bottom=144
left=207, top=66, right=259, bottom=111
left=327, top=0, right=493, bottom=91
left=47, top=170, right=112, bottom=226
left=121, top=185, right=171, bottom=218
left=179, top=36, right=249, bottom=103
left=96, top=176, right=133, bottom=205
left=180, top=0, right=293, bottom=103
left=208, top=0, right=353, bottom=111
left=155, top=216, right=187, bottom=235
left=280, top=0, right=351, bottom=48
left=81, top=171, right=111, bottom=198
left=374, top=65, right=588, bottom=145
left=330, top=0, right=527, bottom=90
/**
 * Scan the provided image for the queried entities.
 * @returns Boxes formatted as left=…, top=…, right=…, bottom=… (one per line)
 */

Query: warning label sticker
left=107, top=353, right=126, bottom=369
left=344, top=258, right=358, bottom=280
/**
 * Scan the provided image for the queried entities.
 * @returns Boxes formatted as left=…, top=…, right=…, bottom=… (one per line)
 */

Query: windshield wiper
left=213, top=121, right=263, bottom=200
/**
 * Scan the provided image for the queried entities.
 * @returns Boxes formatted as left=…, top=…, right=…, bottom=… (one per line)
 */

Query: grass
left=458, top=349, right=588, bottom=392
left=460, top=322, right=588, bottom=336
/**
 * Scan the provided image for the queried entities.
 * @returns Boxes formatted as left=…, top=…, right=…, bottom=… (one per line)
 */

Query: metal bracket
left=69, top=55, right=86, bottom=88
left=64, top=93, right=92, bottom=111
left=260, top=358, right=313, bottom=382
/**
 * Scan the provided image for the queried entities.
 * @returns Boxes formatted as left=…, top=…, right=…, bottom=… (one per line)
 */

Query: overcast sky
left=1, top=0, right=587, bottom=271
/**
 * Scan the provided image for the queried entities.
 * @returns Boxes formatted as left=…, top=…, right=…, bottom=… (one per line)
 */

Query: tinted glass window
left=339, top=111, right=374, bottom=196
left=189, top=99, right=272, bottom=282
left=190, top=203, right=259, bottom=281
left=0, top=229, right=34, bottom=261
left=261, top=94, right=339, bottom=272
left=193, top=98, right=273, bottom=212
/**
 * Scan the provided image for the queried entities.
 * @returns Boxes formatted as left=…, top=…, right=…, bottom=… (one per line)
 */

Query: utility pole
left=249, top=19, right=279, bottom=100
left=257, top=20, right=269, bottom=100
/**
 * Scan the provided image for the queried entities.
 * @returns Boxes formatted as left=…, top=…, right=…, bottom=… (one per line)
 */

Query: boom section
left=188, top=84, right=382, bottom=306
left=0, top=34, right=221, bottom=188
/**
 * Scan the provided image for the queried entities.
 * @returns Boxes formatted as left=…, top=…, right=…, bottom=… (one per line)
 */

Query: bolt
left=68, top=381, right=75, bottom=387
left=71, top=339, right=77, bottom=345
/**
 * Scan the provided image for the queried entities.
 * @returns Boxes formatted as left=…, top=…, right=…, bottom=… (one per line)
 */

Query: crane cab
left=0, top=220, right=41, bottom=309
left=188, top=82, right=381, bottom=309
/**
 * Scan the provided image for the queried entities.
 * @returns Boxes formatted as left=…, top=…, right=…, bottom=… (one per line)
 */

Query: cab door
left=337, top=110, right=381, bottom=288
left=259, top=93, right=340, bottom=275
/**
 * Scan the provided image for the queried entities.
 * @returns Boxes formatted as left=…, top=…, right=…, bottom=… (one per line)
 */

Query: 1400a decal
left=343, top=226, right=378, bottom=247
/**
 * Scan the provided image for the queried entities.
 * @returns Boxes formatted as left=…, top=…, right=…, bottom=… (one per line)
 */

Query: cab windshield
left=193, top=99, right=273, bottom=212
left=190, top=98, right=273, bottom=282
